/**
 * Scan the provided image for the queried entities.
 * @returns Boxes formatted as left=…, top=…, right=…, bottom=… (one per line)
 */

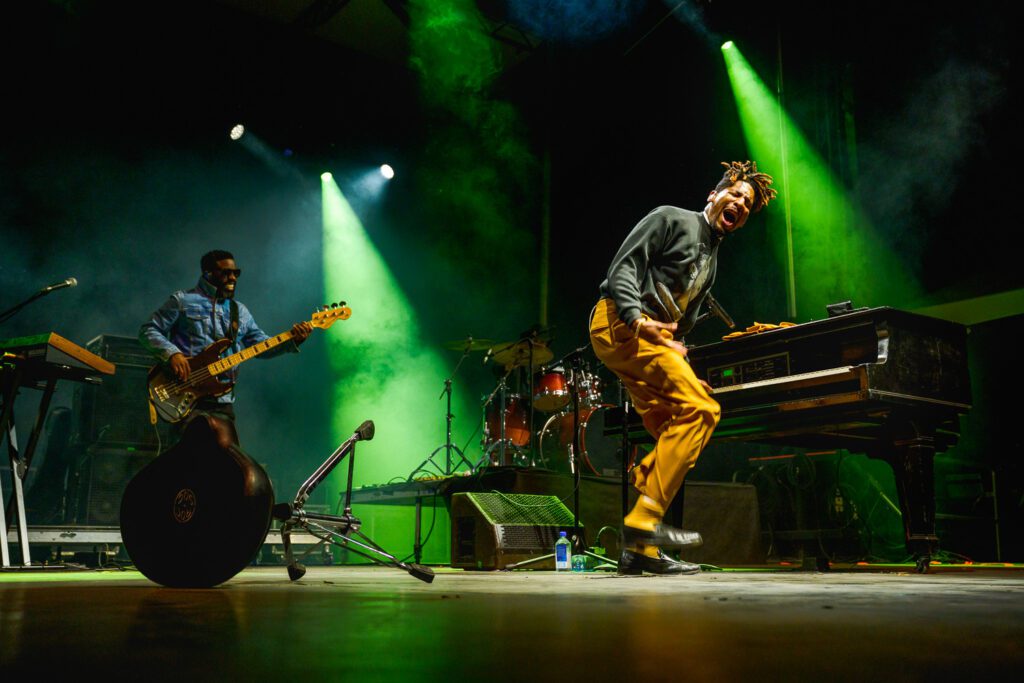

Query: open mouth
left=722, top=208, right=738, bottom=228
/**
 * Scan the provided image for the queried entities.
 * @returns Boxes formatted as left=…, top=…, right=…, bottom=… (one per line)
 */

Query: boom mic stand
left=0, top=278, right=78, bottom=325
left=274, top=420, right=434, bottom=583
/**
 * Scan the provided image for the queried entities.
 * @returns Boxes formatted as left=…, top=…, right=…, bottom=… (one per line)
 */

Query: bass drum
left=539, top=404, right=622, bottom=478
left=120, top=414, right=274, bottom=588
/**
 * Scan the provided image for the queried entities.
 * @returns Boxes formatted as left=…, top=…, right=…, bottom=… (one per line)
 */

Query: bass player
left=139, top=250, right=312, bottom=435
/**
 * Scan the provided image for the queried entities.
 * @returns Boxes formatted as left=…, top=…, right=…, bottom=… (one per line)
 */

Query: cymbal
left=490, top=339, right=554, bottom=368
left=443, top=337, right=495, bottom=351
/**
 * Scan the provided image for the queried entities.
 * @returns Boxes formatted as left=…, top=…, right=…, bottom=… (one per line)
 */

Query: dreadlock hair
left=714, top=161, right=778, bottom=213
left=201, top=250, right=234, bottom=273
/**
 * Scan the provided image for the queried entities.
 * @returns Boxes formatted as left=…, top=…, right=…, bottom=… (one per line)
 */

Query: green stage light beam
left=722, top=42, right=922, bottom=320
left=321, top=176, right=478, bottom=490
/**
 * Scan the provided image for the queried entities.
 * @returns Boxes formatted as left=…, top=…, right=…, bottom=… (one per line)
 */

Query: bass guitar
left=148, top=303, right=350, bottom=423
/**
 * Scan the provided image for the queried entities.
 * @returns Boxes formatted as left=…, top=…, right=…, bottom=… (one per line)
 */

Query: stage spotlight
left=380, top=164, right=395, bottom=180
left=321, top=172, right=333, bottom=181
left=721, top=40, right=734, bottom=51
left=229, top=124, right=245, bottom=140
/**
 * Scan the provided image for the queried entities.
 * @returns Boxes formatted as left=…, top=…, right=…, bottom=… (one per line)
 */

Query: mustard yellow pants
left=589, top=298, right=721, bottom=522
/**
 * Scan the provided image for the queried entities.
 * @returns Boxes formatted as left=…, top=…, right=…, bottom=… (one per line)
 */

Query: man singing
left=590, top=161, right=777, bottom=575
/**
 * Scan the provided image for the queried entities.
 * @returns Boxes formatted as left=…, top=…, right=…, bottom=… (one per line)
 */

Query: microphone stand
left=275, top=420, right=434, bottom=583
left=0, top=291, right=48, bottom=325
left=408, top=339, right=475, bottom=480
left=694, top=292, right=736, bottom=330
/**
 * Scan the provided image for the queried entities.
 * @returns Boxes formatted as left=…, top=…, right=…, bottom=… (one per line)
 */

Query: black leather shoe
left=623, top=523, right=703, bottom=549
left=617, top=548, right=701, bottom=575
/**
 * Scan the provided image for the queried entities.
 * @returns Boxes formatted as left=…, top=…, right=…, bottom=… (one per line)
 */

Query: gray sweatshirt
left=598, top=205, right=722, bottom=337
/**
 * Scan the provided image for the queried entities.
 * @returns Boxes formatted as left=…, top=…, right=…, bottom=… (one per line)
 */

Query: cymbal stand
left=409, top=341, right=474, bottom=480
left=274, top=420, right=434, bottom=583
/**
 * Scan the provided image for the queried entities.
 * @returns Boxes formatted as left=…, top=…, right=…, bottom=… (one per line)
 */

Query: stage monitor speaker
left=450, top=492, right=577, bottom=570
left=75, top=334, right=169, bottom=449
left=73, top=447, right=157, bottom=526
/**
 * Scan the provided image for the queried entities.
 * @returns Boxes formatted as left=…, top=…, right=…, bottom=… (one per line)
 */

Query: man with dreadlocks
left=590, top=161, right=777, bottom=575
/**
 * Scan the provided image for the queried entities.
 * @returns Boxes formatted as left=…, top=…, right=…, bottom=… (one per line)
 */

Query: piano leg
left=872, top=420, right=939, bottom=573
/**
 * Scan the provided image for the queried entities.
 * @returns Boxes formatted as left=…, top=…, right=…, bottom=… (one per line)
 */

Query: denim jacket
left=139, top=277, right=296, bottom=402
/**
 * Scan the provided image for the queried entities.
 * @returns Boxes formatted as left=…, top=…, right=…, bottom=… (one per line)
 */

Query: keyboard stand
left=1, top=358, right=46, bottom=568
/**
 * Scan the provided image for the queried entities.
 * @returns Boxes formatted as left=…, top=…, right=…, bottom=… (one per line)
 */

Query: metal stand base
left=274, top=420, right=434, bottom=584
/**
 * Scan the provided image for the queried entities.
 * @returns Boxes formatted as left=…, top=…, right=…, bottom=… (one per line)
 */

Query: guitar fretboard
left=208, top=331, right=295, bottom=376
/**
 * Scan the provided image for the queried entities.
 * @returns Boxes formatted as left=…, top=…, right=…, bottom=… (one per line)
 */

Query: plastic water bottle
left=555, top=531, right=571, bottom=571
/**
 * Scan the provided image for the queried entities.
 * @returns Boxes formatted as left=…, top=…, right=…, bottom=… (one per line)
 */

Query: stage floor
left=3, top=565, right=1023, bottom=680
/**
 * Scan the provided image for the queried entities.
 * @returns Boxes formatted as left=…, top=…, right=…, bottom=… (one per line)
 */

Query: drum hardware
left=409, top=337, right=478, bottom=480
left=505, top=344, right=616, bottom=570
left=482, top=326, right=554, bottom=466
left=275, top=420, right=434, bottom=583
left=478, top=368, right=533, bottom=469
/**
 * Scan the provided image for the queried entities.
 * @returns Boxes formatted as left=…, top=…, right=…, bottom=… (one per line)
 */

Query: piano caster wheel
left=288, top=562, right=307, bottom=581
left=915, top=557, right=931, bottom=574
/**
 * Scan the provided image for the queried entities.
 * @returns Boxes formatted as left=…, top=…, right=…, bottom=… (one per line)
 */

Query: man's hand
left=291, top=321, right=314, bottom=346
left=634, top=318, right=688, bottom=357
left=169, top=353, right=190, bottom=381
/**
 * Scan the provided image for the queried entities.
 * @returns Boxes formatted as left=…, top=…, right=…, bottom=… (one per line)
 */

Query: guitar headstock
left=311, top=302, right=352, bottom=329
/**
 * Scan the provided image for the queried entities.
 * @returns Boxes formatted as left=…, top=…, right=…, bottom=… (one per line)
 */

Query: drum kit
left=444, top=329, right=625, bottom=479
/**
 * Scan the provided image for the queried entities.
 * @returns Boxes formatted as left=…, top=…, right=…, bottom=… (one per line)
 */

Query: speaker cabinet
left=74, top=448, right=156, bottom=526
left=75, top=334, right=169, bottom=448
left=450, top=492, right=577, bottom=570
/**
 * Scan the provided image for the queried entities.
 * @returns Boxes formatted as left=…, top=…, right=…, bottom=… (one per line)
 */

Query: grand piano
left=608, top=305, right=972, bottom=572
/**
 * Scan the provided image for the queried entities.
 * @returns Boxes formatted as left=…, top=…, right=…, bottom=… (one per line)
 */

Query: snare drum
left=483, top=393, right=531, bottom=448
left=533, top=367, right=570, bottom=412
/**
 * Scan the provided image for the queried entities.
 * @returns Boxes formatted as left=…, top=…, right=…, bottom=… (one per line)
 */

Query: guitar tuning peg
left=339, top=301, right=347, bottom=307
left=332, top=302, right=340, bottom=308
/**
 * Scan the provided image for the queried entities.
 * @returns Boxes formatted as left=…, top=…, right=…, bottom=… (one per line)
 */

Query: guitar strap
left=229, top=299, right=239, bottom=344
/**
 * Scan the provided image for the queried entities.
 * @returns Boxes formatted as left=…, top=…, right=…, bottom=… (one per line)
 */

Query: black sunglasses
left=215, top=268, right=242, bottom=277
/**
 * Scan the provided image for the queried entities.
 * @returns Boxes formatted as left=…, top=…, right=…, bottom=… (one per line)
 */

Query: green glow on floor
left=0, top=570, right=146, bottom=583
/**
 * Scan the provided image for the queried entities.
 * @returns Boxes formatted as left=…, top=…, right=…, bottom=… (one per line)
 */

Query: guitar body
left=148, top=339, right=234, bottom=423
left=120, top=414, right=274, bottom=587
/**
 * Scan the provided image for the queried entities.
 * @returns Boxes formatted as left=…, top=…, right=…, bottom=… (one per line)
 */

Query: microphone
left=40, top=277, right=77, bottom=294
left=355, top=420, right=375, bottom=441
left=706, top=293, right=736, bottom=329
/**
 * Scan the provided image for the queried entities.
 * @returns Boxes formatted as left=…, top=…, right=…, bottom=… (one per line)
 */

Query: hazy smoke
left=858, top=58, right=1004, bottom=264
left=507, top=0, right=643, bottom=43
